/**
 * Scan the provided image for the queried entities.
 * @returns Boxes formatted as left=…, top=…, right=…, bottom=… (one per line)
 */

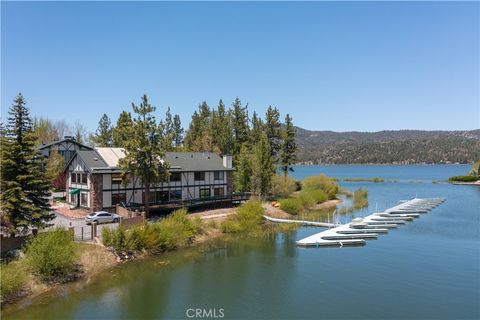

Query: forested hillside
left=296, top=128, right=480, bottom=164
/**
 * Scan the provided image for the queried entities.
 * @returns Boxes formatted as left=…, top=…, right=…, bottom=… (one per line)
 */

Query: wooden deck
left=123, top=193, right=252, bottom=213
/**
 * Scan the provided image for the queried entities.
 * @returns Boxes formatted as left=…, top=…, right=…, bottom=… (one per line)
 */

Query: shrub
left=303, top=189, right=328, bottom=204
left=25, top=228, right=78, bottom=281
left=448, top=175, right=478, bottom=182
left=158, top=209, right=199, bottom=250
left=102, top=209, right=202, bottom=253
left=279, top=198, right=303, bottom=215
left=298, top=191, right=316, bottom=209
left=353, top=188, right=368, bottom=209
left=270, top=175, right=298, bottom=199
left=0, top=262, right=27, bottom=302
left=236, top=199, right=263, bottom=229
left=221, top=199, right=264, bottom=233
left=302, top=174, right=339, bottom=199
left=220, top=219, right=243, bottom=233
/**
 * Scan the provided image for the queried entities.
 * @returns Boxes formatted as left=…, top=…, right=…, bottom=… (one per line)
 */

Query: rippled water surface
left=4, top=165, right=479, bottom=320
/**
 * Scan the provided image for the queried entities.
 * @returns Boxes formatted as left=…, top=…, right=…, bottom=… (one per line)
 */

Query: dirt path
left=313, top=199, right=342, bottom=210
left=188, top=207, right=237, bottom=222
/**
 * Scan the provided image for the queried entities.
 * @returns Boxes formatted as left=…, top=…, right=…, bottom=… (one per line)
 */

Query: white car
left=85, top=211, right=120, bottom=225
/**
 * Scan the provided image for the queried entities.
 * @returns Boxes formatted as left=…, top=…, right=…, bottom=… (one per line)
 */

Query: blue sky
left=1, top=2, right=479, bottom=132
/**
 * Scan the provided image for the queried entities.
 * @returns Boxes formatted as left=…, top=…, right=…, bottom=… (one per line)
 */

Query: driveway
left=51, top=212, right=119, bottom=241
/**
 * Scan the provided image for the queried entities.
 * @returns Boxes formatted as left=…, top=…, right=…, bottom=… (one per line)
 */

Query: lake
left=3, top=165, right=479, bottom=320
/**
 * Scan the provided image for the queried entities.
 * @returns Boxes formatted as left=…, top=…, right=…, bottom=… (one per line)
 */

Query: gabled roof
left=38, top=137, right=93, bottom=151
left=76, top=150, right=109, bottom=171
left=65, top=148, right=233, bottom=173
left=165, top=152, right=231, bottom=172
left=95, top=147, right=126, bottom=167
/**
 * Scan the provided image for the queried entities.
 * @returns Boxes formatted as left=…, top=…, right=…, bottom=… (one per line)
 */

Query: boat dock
left=263, top=215, right=338, bottom=228
left=296, top=198, right=445, bottom=248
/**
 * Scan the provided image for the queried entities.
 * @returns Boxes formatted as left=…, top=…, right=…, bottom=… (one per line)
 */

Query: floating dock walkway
left=295, top=198, right=445, bottom=248
left=263, top=215, right=338, bottom=228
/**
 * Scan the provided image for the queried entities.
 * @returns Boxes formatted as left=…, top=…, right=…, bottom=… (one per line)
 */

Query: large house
left=65, top=148, right=234, bottom=212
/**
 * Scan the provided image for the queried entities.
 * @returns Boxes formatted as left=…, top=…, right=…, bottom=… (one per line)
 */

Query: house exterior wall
left=65, top=155, right=233, bottom=211
left=66, top=156, right=90, bottom=208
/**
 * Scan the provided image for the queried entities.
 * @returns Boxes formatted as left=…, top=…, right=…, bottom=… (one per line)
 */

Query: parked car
left=85, top=211, right=120, bottom=225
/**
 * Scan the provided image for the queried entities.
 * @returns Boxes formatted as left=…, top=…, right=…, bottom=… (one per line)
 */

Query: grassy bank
left=278, top=174, right=338, bottom=215
left=1, top=230, right=116, bottom=306
left=448, top=175, right=479, bottom=183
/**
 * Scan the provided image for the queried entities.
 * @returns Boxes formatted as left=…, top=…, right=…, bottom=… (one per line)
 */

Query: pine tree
left=212, top=99, right=233, bottom=154
left=0, top=94, right=54, bottom=235
left=249, top=111, right=264, bottom=145
left=112, top=111, right=133, bottom=148
left=91, top=113, right=113, bottom=146
left=231, top=98, right=249, bottom=157
left=280, top=114, right=297, bottom=177
left=251, top=133, right=274, bottom=198
left=184, top=102, right=217, bottom=152
left=162, top=107, right=174, bottom=151
left=265, top=105, right=282, bottom=162
left=172, top=114, right=184, bottom=149
left=233, top=144, right=252, bottom=192
left=119, top=95, right=168, bottom=217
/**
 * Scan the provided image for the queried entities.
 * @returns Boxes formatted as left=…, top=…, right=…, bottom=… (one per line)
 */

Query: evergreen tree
left=265, top=105, right=282, bottom=162
left=249, top=111, right=264, bottom=145
left=212, top=99, right=233, bottom=154
left=0, top=94, right=53, bottom=235
left=280, top=114, right=297, bottom=177
left=119, top=95, right=168, bottom=217
left=233, top=144, right=252, bottom=192
left=231, top=98, right=249, bottom=157
left=91, top=113, right=113, bottom=146
left=162, top=107, right=174, bottom=151
left=251, top=133, right=274, bottom=198
left=172, top=114, right=184, bottom=148
left=112, top=111, right=133, bottom=148
left=184, top=102, right=217, bottom=152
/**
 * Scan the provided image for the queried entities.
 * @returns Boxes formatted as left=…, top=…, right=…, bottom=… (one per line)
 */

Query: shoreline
left=2, top=198, right=340, bottom=312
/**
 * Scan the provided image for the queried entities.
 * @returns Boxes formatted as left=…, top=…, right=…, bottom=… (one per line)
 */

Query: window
left=111, top=173, right=122, bottom=186
left=199, top=188, right=210, bottom=198
left=111, top=193, right=126, bottom=206
left=80, top=192, right=88, bottom=207
left=214, top=187, right=224, bottom=197
left=170, top=172, right=181, bottom=182
left=214, top=171, right=224, bottom=181
left=170, top=190, right=182, bottom=201
left=71, top=173, right=77, bottom=183
left=194, top=172, right=205, bottom=181
left=81, top=173, right=87, bottom=184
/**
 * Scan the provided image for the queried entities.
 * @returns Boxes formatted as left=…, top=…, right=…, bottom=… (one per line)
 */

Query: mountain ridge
left=295, top=128, right=480, bottom=164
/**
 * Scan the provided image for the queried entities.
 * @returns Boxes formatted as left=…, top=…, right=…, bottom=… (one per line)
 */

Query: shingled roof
left=67, top=148, right=232, bottom=173
left=165, top=152, right=231, bottom=172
